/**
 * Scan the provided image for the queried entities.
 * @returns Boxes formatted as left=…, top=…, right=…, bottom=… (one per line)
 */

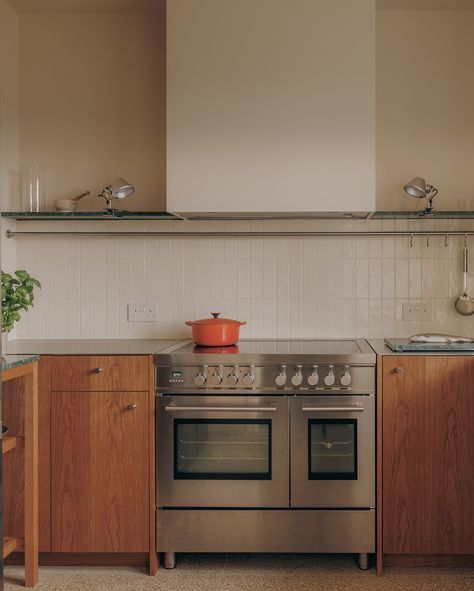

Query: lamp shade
left=404, top=177, right=427, bottom=199
left=109, top=178, right=135, bottom=199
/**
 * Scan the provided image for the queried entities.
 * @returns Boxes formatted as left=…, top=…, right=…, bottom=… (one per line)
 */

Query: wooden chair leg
left=24, top=364, right=39, bottom=587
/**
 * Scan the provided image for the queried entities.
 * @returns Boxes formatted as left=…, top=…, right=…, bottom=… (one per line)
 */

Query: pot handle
left=185, top=321, right=193, bottom=326
left=239, top=321, right=247, bottom=326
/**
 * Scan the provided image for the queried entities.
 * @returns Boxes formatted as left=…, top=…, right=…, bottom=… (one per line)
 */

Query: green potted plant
left=1, top=270, right=41, bottom=354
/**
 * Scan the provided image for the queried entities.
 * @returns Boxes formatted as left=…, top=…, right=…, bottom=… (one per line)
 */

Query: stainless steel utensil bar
left=6, top=229, right=474, bottom=239
left=302, top=407, right=364, bottom=412
left=165, top=406, right=277, bottom=412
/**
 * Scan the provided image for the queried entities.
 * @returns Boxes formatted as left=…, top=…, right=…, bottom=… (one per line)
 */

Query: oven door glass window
left=308, top=419, right=357, bottom=480
left=174, top=419, right=272, bottom=480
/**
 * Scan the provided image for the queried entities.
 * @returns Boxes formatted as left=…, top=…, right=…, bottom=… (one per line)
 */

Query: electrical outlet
left=402, top=302, right=433, bottom=321
left=128, top=303, right=157, bottom=322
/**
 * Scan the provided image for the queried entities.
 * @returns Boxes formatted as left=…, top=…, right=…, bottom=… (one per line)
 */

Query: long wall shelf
left=3, top=210, right=474, bottom=221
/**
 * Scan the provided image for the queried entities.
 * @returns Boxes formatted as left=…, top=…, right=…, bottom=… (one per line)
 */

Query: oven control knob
left=242, top=369, right=256, bottom=387
left=275, top=367, right=287, bottom=387
left=324, top=366, right=336, bottom=387
left=340, top=366, right=352, bottom=387
left=307, top=367, right=319, bottom=386
left=209, top=370, right=222, bottom=386
left=226, top=371, right=239, bottom=386
left=291, top=366, right=303, bottom=386
left=194, top=373, right=206, bottom=387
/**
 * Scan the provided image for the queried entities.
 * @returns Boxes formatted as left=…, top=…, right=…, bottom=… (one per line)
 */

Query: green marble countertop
left=368, top=339, right=474, bottom=356
left=2, top=354, right=40, bottom=371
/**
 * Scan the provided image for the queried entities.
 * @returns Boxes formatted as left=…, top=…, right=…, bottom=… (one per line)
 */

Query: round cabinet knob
left=275, top=367, right=287, bottom=387
left=291, top=367, right=303, bottom=387
left=126, top=403, right=137, bottom=411
left=340, top=366, right=352, bottom=387
left=95, top=367, right=103, bottom=374
left=194, top=373, right=206, bottom=387
left=324, top=366, right=335, bottom=387
left=226, top=372, right=239, bottom=386
left=209, top=371, right=222, bottom=386
left=307, top=366, right=319, bottom=387
left=242, top=369, right=256, bottom=387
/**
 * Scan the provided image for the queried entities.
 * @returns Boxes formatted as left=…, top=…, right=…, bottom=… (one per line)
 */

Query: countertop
left=2, top=354, right=40, bottom=371
left=368, top=339, right=474, bottom=356
left=5, top=339, right=187, bottom=356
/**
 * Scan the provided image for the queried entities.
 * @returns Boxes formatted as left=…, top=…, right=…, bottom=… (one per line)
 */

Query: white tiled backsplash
left=5, top=218, right=474, bottom=340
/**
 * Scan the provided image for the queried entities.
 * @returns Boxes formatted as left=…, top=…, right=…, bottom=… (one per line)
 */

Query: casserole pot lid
left=189, top=313, right=242, bottom=326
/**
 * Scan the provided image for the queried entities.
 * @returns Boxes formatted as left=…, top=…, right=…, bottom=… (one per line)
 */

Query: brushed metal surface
left=156, top=509, right=375, bottom=553
left=156, top=365, right=375, bottom=393
left=157, top=395, right=289, bottom=508
left=290, top=396, right=375, bottom=508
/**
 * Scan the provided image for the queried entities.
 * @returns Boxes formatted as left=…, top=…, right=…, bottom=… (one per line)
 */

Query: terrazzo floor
left=4, top=554, right=474, bottom=591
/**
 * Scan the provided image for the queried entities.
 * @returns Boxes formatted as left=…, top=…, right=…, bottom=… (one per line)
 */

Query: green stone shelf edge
left=3, top=210, right=474, bottom=221
left=0, top=211, right=180, bottom=220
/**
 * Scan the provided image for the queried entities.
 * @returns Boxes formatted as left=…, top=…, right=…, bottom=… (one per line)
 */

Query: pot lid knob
left=211, top=312, right=221, bottom=318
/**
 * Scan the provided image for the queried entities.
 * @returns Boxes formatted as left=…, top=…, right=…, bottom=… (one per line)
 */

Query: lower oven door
left=290, top=395, right=375, bottom=508
left=157, top=395, right=289, bottom=508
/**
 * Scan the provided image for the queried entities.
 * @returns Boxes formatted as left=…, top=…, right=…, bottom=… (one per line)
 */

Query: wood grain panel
left=148, top=356, right=158, bottom=575
left=383, top=356, right=474, bottom=554
left=51, top=391, right=149, bottom=552
left=3, top=357, right=51, bottom=551
left=51, top=356, right=148, bottom=392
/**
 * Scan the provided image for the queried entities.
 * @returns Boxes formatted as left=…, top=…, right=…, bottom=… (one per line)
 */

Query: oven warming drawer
left=156, top=509, right=375, bottom=553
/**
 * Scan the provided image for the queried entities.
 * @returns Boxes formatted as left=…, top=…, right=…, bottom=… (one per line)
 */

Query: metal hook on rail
left=426, top=233, right=430, bottom=248
left=465, top=233, right=468, bottom=248
left=445, top=233, right=449, bottom=248
left=409, top=233, right=414, bottom=248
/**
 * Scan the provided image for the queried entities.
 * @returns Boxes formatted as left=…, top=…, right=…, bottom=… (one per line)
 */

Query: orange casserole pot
left=185, top=313, right=246, bottom=347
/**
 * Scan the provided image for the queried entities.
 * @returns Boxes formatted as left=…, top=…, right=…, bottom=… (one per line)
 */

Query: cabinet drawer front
left=52, top=356, right=148, bottom=391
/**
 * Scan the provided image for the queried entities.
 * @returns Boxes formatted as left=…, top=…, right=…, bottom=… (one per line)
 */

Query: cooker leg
left=164, top=552, right=177, bottom=569
left=358, top=553, right=369, bottom=570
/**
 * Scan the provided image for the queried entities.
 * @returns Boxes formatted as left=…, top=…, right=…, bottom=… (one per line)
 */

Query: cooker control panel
left=157, top=364, right=373, bottom=392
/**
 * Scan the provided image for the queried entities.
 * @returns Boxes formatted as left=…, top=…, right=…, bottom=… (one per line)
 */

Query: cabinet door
left=51, top=391, right=149, bottom=552
left=383, top=356, right=474, bottom=554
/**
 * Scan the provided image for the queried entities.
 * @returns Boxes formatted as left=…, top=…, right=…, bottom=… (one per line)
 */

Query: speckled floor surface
left=4, top=554, right=474, bottom=591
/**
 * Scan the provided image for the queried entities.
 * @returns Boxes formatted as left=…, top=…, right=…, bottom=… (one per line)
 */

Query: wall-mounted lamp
left=404, top=177, right=438, bottom=216
left=98, top=178, right=135, bottom=213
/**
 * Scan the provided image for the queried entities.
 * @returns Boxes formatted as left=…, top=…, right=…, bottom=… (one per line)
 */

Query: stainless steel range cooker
left=155, top=339, right=376, bottom=570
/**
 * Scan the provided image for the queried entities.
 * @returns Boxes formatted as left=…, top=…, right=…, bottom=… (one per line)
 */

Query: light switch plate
left=402, top=302, right=433, bottom=321
left=128, top=303, right=157, bottom=322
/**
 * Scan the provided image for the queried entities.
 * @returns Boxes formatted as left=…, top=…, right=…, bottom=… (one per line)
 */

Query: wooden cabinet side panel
left=51, top=391, right=149, bottom=552
left=383, top=356, right=474, bottom=554
left=3, top=357, right=52, bottom=551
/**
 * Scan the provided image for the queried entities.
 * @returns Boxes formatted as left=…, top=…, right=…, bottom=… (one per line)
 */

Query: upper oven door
left=290, top=395, right=375, bottom=508
left=157, top=395, right=289, bottom=508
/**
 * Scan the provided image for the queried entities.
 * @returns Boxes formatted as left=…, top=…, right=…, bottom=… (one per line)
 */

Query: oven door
left=290, top=395, right=375, bottom=508
left=157, top=395, right=289, bottom=508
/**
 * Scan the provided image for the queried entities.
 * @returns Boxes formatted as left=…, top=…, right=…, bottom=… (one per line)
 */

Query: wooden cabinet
left=382, top=356, right=474, bottom=555
left=4, top=354, right=156, bottom=570
left=51, top=390, right=149, bottom=552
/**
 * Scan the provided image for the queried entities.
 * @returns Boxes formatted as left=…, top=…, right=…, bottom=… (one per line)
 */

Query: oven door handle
left=302, top=406, right=364, bottom=412
left=165, top=406, right=277, bottom=413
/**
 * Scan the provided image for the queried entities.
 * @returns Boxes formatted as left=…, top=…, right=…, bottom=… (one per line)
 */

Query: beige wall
left=376, top=10, right=474, bottom=211
left=0, top=0, right=20, bottom=212
left=19, top=10, right=166, bottom=212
